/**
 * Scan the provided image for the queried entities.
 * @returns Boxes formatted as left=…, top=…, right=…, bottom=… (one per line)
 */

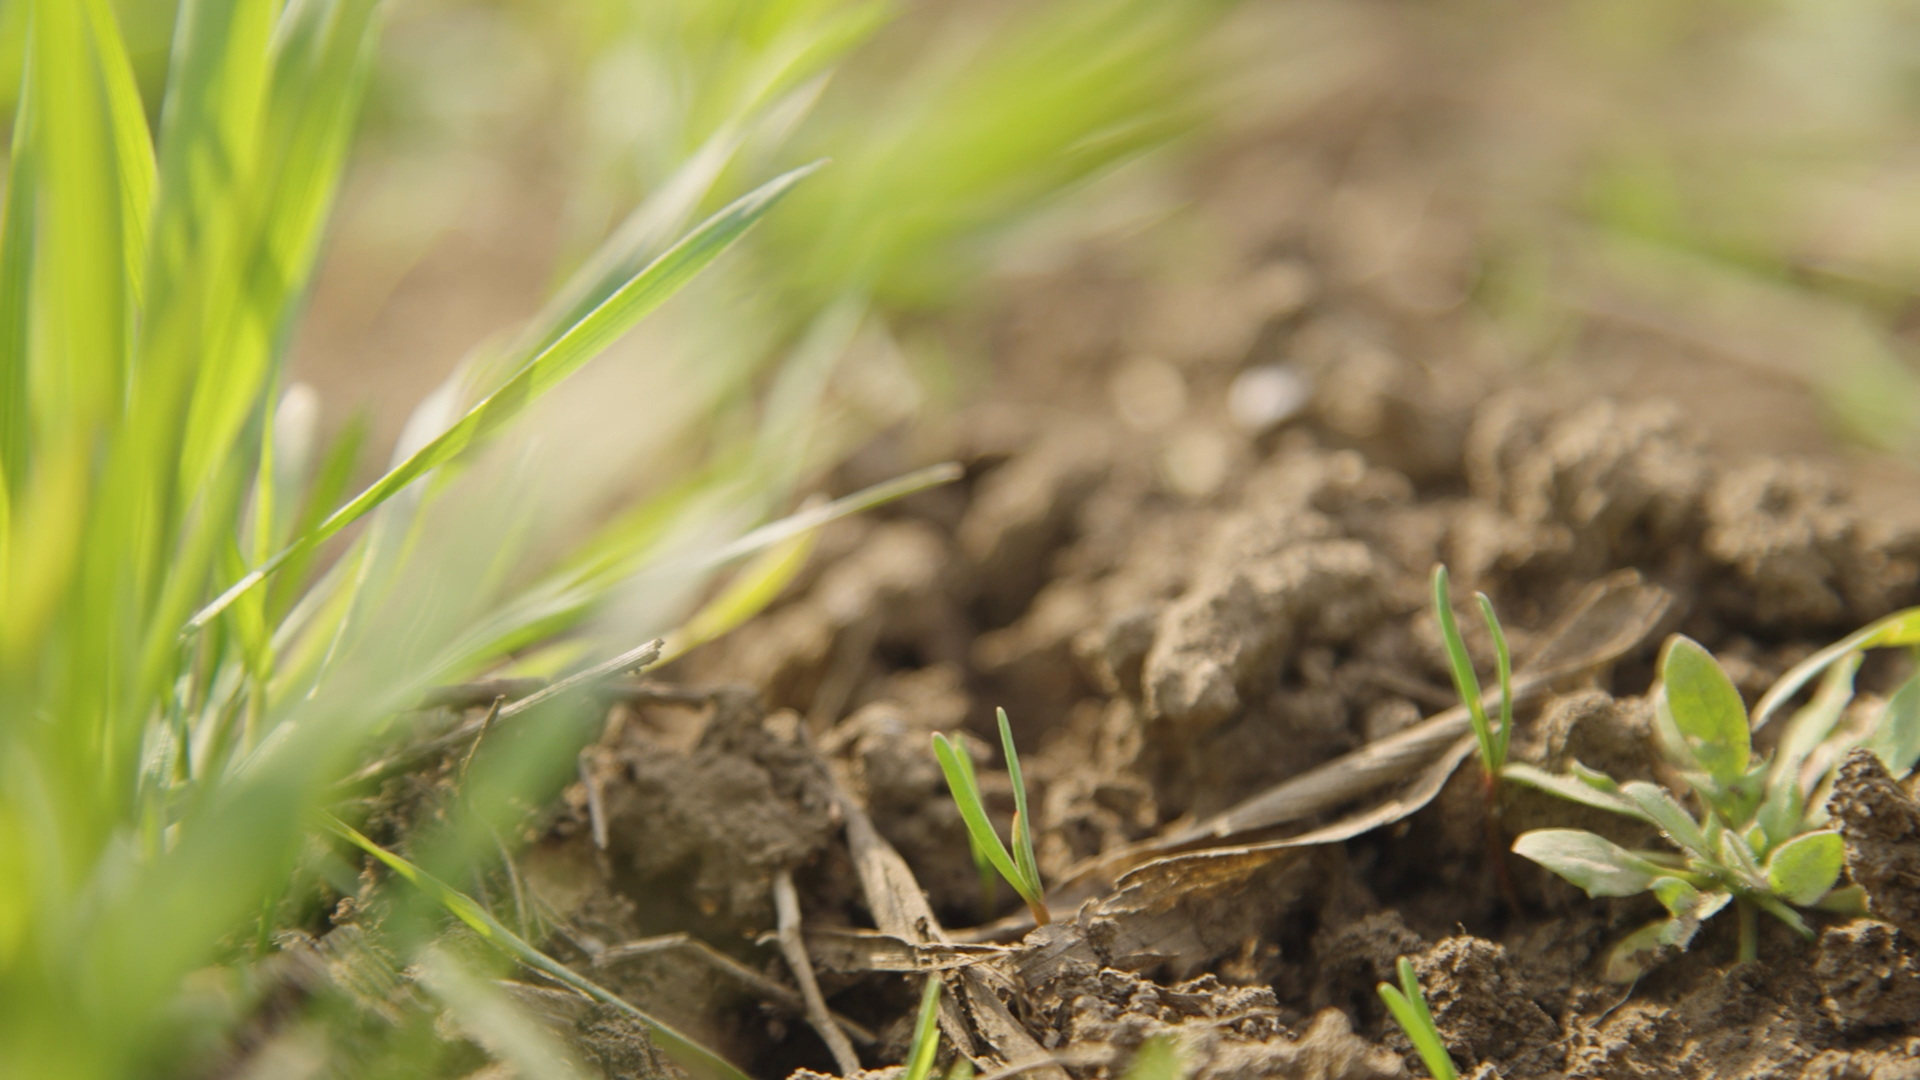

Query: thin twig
left=774, top=870, right=862, bottom=1074
left=495, top=640, right=665, bottom=722
left=340, top=640, right=665, bottom=788
left=419, top=679, right=548, bottom=710
left=579, top=750, right=610, bottom=851
left=415, top=676, right=716, bottom=713
left=456, top=696, right=504, bottom=787
left=593, top=933, right=875, bottom=1046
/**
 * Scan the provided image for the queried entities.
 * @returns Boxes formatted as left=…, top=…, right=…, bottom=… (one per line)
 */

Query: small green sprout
left=903, top=975, right=944, bottom=1080
left=1433, top=564, right=1518, bottom=905
left=933, top=708, right=1050, bottom=925
left=1432, top=564, right=1514, bottom=781
left=1376, top=957, right=1458, bottom=1080
left=1507, top=612, right=1920, bottom=979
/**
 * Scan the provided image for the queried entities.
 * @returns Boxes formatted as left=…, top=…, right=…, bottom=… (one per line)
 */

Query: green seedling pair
left=1377, top=957, right=1458, bottom=1080
left=1433, top=565, right=1518, bottom=906
left=1503, top=608, right=1920, bottom=979
left=1433, top=565, right=1515, bottom=785
left=933, top=708, right=1049, bottom=925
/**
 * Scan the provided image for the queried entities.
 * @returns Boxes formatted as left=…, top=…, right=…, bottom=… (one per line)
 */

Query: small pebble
left=1228, top=364, right=1310, bottom=433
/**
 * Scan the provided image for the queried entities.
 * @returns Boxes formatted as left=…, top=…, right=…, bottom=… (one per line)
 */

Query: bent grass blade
left=185, top=161, right=827, bottom=636
left=323, top=814, right=752, bottom=1080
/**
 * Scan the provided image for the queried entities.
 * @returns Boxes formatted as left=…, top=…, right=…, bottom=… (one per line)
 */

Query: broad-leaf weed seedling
left=1507, top=610, right=1920, bottom=979
left=934, top=707, right=1050, bottom=925
left=1377, top=956, right=1459, bottom=1080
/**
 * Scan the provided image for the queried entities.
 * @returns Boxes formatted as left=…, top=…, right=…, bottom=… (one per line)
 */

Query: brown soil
left=369, top=29, right=1920, bottom=1080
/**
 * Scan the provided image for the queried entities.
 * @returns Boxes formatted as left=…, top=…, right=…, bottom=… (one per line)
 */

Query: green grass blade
left=323, top=814, right=753, bottom=1080
left=177, top=0, right=384, bottom=509
left=416, top=945, right=588, bottom=1080
left=82, top=0, right=154, bottom=308
left=0, top=54, right=37, bottom=499
left=1377, top=958, right=1456, bottom=1080
left=998, top=708, right=1042, bottom=898
left=140, top=0, right=276, bottom=504
left=27, top=0, right=131, bottom=429
left=1432, top=566, right=1492, bottom=763
left=1476, top=592, right=1513, bottom=769
left=186, top=160, right=826, bottom=634
left=416, top=463, right=962, bottom=687
left=903, top=975, right=943, bottom=1080
left=656, top=525, right=817, bottom=666
left=931, top=733, right=1029, bottom=904
left=1753, top=605, right=1920, bottom=729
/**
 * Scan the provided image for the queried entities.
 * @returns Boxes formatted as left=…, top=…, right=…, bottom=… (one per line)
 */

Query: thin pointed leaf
left=186, top=162, right=826, bottom=633
left=1754, top=606, right=1920, bottom=729
left=81, top=0, right=153, bottom=306
left=1376, top=958, right=1455, bottom=1080
left=1476, top=592, right=1513, bottom=768
left=655, top=524, right=817, bottom=666
left=931, top=733, right=1029, bottom=907
left=902, top=975, right=943, bottom=1080
left=0, top=67, right=34, bottom=497
left=1773, top=652, right=1860, bottom=789
left=999, top=708, right=1041, bottom=897
left=1432, top=566, right=1492, bottom=761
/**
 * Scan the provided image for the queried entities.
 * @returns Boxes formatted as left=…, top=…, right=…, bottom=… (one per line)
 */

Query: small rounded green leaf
left=1766, top=830, right=1845, bottom=907
left=1866, top=673, right=1920, bottom=779
left=1512, top=829, right=1665, bottom=897
left=1659, top=635, right=1750, bottom=783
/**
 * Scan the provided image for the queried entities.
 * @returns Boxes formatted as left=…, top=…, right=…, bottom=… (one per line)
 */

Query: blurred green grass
left=0, top=0, right=1229, bottom=1076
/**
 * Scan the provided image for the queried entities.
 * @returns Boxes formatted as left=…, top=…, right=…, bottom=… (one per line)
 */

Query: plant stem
left=1483, top=772, right=1519, bottom=912
left=1737, top=898, right=1758, bottom=963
